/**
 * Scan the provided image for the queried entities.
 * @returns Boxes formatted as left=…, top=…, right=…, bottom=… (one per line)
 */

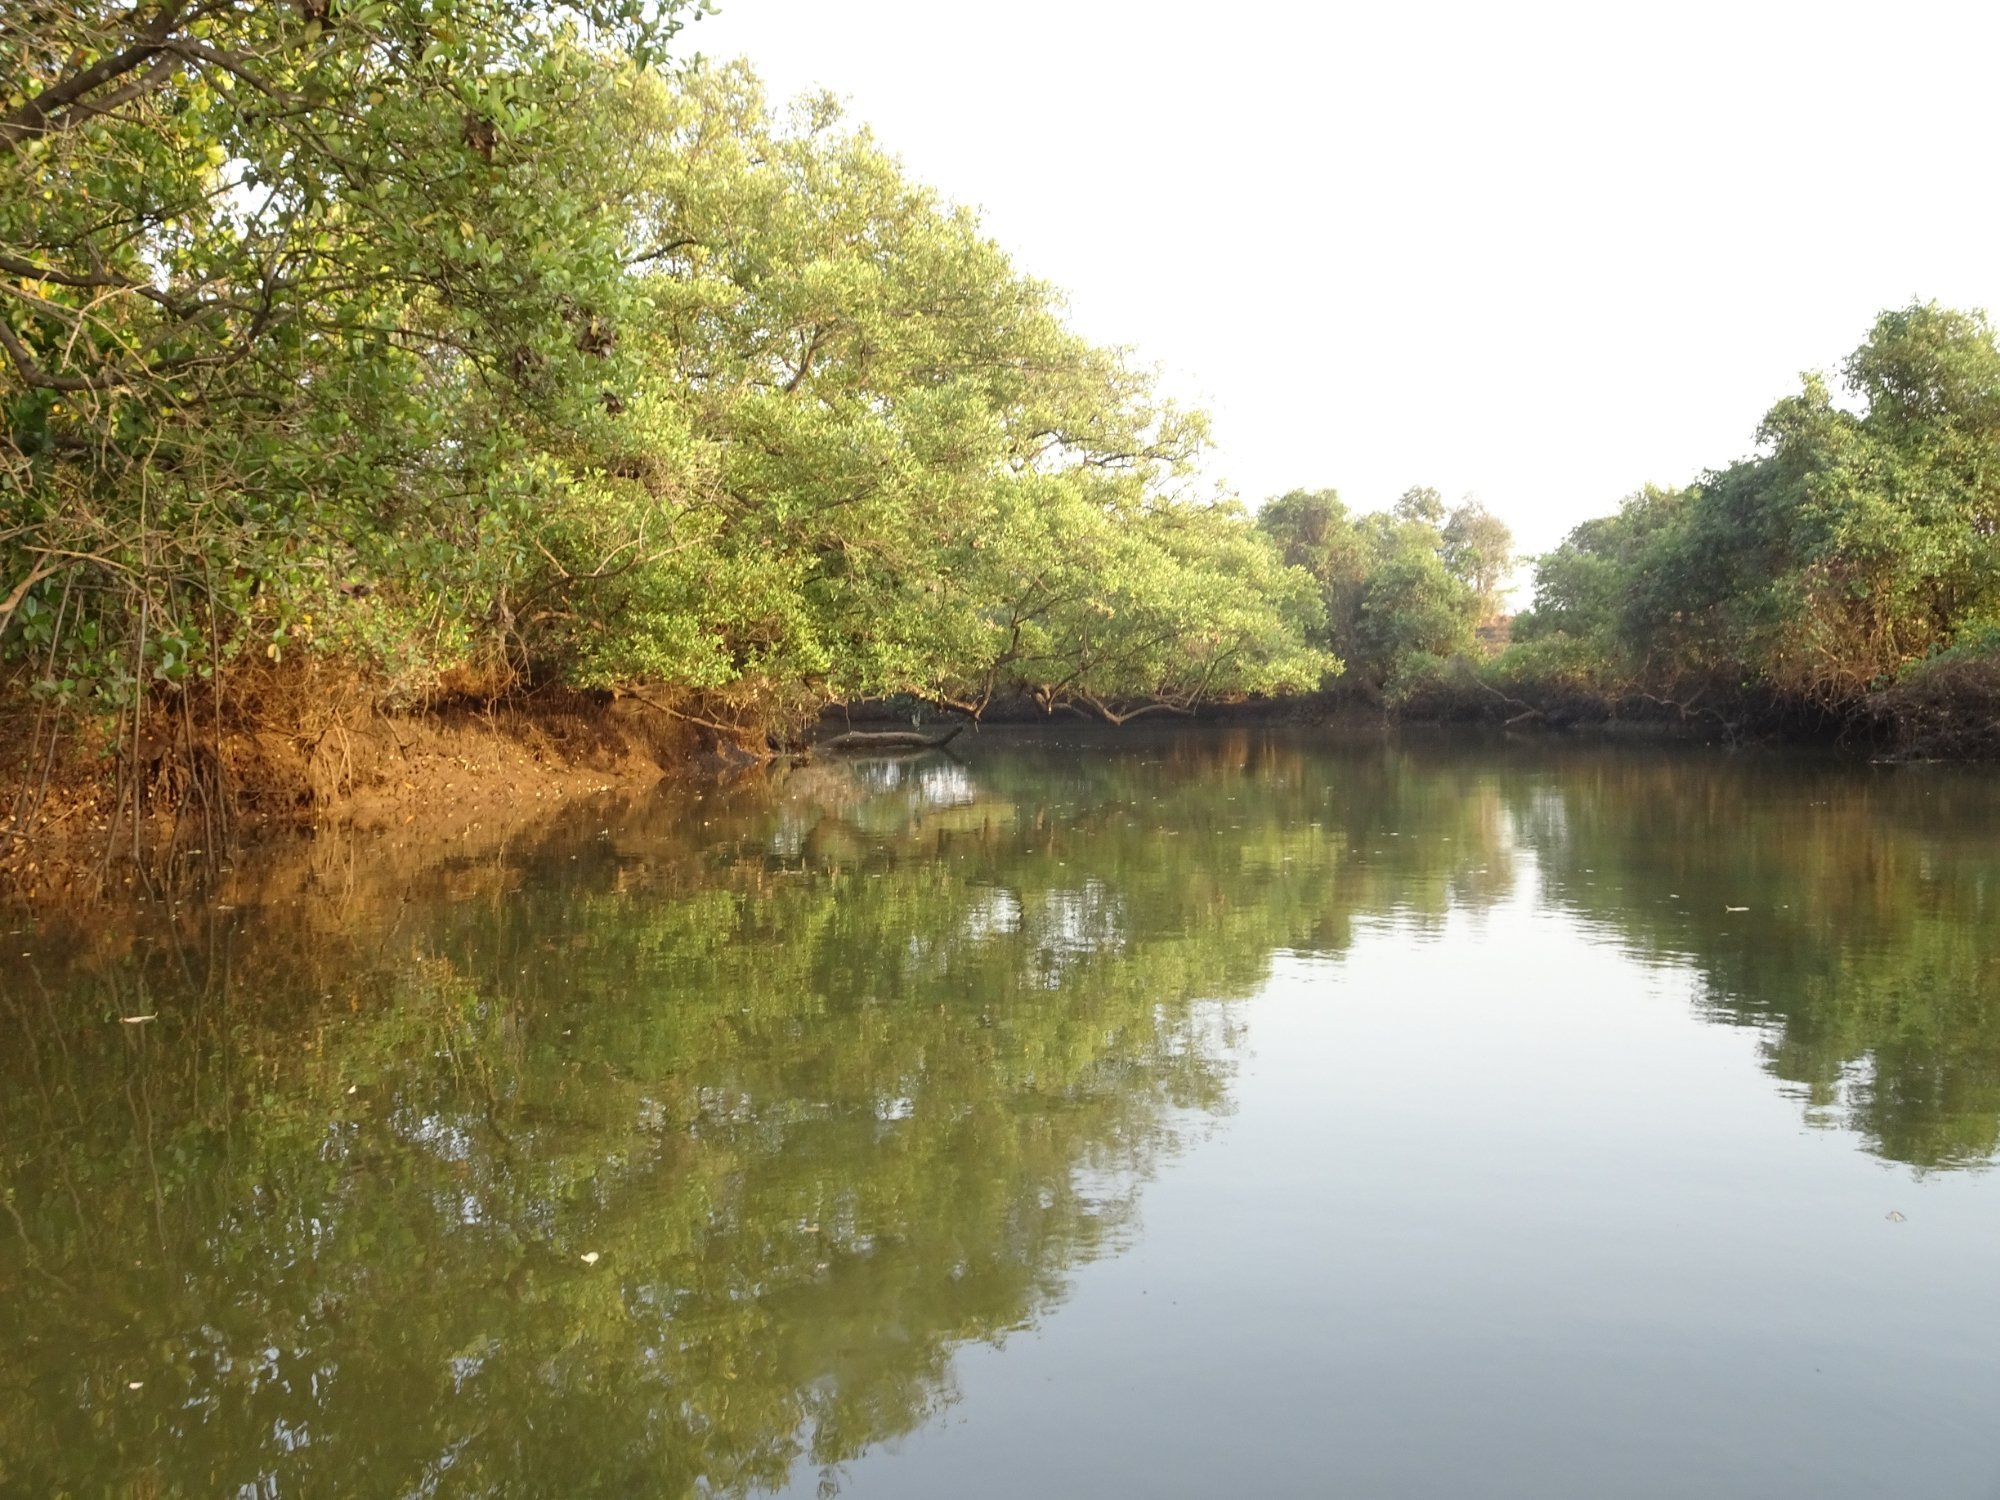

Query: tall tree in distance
left=1441, top=500, right=1513, bottom=622
left=1257, top=484, right=1494, bottom=697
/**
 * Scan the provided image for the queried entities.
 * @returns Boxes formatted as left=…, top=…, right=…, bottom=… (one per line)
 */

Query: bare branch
left=0, top=560, right=60, bottom=643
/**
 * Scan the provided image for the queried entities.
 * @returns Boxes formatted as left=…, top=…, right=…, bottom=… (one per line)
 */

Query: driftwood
left=817, top=725, right=964, bottom=756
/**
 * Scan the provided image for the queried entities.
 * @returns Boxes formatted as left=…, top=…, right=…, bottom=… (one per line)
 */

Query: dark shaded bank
left=1381, top=660, right=2000, bottom=762
left=1866, top=652, right=2000, bottom=761
left=831, top=684, right=1955, bottom=758
left=1381, top=672, right=1878, bottom=748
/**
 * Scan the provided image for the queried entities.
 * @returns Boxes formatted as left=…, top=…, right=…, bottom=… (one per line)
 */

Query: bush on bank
left=0, top=3, right=1332, bottom=805
left=1377, top=304, right=2000, bottom=751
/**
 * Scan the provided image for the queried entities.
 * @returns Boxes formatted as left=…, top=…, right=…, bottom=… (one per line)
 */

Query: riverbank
left=0, top=676, right=722, bottom=903
left=1378, top=650, right=2000, bottom=761
left=10, top=666, right=2000, bottom=903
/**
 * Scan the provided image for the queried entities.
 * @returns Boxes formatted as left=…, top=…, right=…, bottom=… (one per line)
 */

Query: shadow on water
left=1, top=727, right=1996, bottom=1494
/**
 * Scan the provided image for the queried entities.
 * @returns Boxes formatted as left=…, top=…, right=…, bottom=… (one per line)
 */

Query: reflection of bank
left=0, top=751, right=1263, bottom=1500
left=1494, top=746, right=2000, bottom=1170
left=768, top=756, right=1015, bottom=867
left=7, top=733, right=1998, bottom=1497
left=816, top=725, right=966, bottom=757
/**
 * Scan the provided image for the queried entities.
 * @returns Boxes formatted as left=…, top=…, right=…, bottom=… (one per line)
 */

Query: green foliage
left=1515, top=485, right=1684, bottom=654
left=1257, top=484, right=1508, bottom=694
left=1488, top=632, right=1625, bottom=694
left=1512, top=304, right=2000, bottom=715
left=1389, top=631, right=1626, bottom=717
left=1905, top=622, right=2000, bottom=677
left=516, top=65, right=1331, bottom=720
left=2, top=0, right=705, bottom=707
left=2, top=26, right=1323, bottom=736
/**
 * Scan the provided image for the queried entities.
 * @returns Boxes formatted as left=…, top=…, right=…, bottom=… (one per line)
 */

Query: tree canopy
left=1507, top=303, right=2000, bottom=714
left=2, top=8, right=1328, bottom=756
left=1257, top=484, right=1510, bottom=696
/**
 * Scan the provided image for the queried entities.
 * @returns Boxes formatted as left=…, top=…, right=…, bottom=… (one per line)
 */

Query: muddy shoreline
left=8, top=675, right=1997, bottom=904
left=0, top=685, right=719, bottom=904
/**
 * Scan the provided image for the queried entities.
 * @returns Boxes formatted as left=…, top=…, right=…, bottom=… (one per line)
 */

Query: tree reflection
left=4, top=731, right=1998, bottom=1496
left=1495, top=748, right=2000, bottom=1170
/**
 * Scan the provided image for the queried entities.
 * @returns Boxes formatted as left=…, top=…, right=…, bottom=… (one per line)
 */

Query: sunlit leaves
left=1514, top=303, right=2000, bottom=709
left=1257, top=486, right=1503, bottom=694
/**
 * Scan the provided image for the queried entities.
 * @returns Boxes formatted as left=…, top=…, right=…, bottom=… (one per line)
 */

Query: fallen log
left=818, top=725, right=964, bottom=755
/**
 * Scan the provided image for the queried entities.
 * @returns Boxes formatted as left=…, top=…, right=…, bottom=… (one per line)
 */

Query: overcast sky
left=688, top=0, right=2000, bottom=555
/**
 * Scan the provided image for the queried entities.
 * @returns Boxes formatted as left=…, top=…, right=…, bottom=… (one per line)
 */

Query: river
left=3, top=729, right=1998, bottom=1497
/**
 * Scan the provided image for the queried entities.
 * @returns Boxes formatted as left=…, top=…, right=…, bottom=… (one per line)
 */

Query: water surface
left=4, top=730, right=1999, bottom=1497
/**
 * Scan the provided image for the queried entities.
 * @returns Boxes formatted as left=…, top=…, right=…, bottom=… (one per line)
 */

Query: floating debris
left=1884, top=1210, right=1906, bottom=1223
left=1725, top=905, right=1749, bottom=912
left=580, top=1251, right=601, bottom=1265
left=119, top=1015, right=157, bottom=1025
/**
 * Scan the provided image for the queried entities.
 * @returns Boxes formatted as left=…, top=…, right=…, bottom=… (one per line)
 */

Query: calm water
left=4, top=730, right=2000, bottom=1498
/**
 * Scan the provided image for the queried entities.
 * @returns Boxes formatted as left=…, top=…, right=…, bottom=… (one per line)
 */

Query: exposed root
left=1869, top=655, right=2000, bottom=761
left=0, top=665, right=738, bottom=901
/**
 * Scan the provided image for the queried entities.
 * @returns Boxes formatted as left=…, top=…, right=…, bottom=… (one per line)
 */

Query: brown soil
left=0, top=670, right=758, bottom=904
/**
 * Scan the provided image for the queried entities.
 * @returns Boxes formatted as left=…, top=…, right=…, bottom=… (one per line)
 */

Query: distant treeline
left=1255, top=484, right=1515, bottom=702
left=1393, top=304, right=2000, bottom=749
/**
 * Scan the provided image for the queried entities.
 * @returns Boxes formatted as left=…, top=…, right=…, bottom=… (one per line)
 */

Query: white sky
left=688, top=0, right=2000, bottom=556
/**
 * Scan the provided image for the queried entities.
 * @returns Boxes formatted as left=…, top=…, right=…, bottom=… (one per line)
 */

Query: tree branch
left=0, top=560, right=60, bottom=643
left=0, top=6, right=183, bottom=153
